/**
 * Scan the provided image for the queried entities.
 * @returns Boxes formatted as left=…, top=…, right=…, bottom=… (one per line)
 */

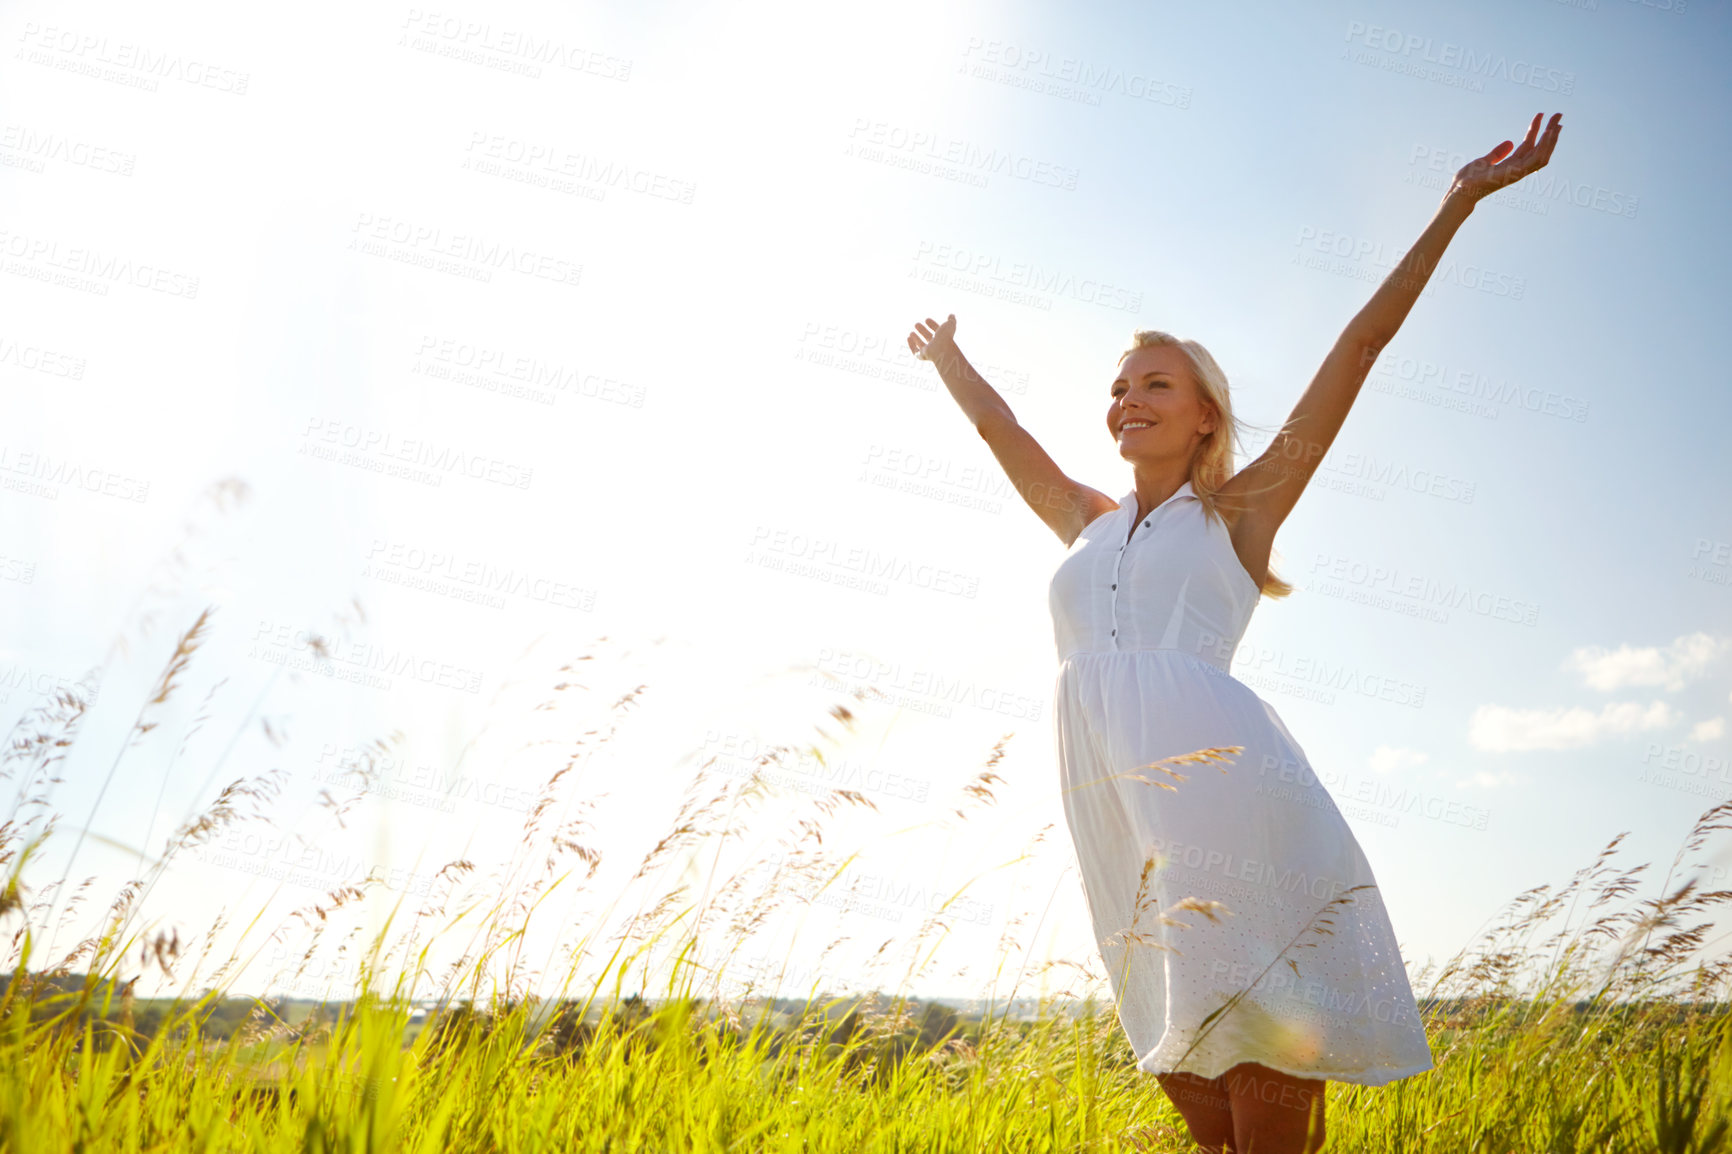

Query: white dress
left=1049, top=481, right=1434, bottom=1085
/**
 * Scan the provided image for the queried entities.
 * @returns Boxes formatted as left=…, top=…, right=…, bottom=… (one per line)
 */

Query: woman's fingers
left=1514, top=114, right=1545, bottom=158
left=1509, top=114, right=1562, bottom=174
left=1498, top=115, right=1560, bottom=173
left=1453, top=114, right=1562, bottom=199
left=1514, top=113, right=1559, bottom=158
left=907, top=314, right=957, bottom=361
left=909, top=321, right=934, bottom=359
left=1537, top=121, right=1562, bottom=163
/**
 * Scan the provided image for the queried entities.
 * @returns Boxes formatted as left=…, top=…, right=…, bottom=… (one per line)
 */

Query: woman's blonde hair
left=1118, top=329, right=1293, bottom=599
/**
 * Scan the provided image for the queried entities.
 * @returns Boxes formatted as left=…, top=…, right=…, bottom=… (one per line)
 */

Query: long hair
left=1117, top=329, right=1294, bottom=600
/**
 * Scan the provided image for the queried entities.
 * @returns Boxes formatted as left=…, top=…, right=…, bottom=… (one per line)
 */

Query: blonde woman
left=908, top=113, right=1562, bottom=1154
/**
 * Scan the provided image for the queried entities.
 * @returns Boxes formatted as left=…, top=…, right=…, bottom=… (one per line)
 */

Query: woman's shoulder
left=1068, top=491, right=1123, bottom=543
left=1193, top=489, right=1247, bottom=533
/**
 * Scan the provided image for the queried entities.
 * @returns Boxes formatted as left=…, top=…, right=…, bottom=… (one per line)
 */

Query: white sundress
left=1049, top=481, right=1434, bottom=1086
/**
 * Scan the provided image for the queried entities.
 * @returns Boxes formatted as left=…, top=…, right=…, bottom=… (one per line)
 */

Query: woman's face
left=1108, top=344, right=1218, bottom=465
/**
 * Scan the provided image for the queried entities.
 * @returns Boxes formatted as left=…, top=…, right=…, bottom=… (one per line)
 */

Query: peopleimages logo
left=0, top=228, right=200, bottom=298
left=0, top=333, right=86, bottom=379
left=0, top=124, right=135, bottom=175
left=1308, top=553, right=1539, bottom=627
left=1342, top=22, right=1576, bottom=94
left=1294, top=226, right=1525, bottom=301
left=0, top=446, right=149, bottom=502
left=845, top=118, right=1080, bottom=191
left=250, top=620, right=484, bottom=694
left=910, top=241, right=1141, bottom=313
left=956, top=38, right=1193, bottom=109
left=746, top=525, right=980, bottom=599
left=14, top=21, right=251, bottom=94
left=348, top=212, right=582, bottom=288
left=813, top=647, right=1043, bottom=721
left=397, top=8, right=632, bottom=81
left=300, top=418, right=533, bottom=490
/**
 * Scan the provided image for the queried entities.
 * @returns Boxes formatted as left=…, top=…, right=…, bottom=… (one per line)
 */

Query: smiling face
left=1109, top=344, right=1219, bottom=465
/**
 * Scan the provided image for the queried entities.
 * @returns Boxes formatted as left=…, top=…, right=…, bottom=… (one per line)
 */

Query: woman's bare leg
left=1155, top=1070, right=1235, bottom=1152
left=1223, top=1062, right=1327, bottom=1153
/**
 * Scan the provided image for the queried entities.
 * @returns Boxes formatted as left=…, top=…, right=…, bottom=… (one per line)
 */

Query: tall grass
left=4, top=586, right=1732, bottom=1151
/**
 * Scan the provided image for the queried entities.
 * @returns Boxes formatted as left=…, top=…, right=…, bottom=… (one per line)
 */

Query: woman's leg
left=1155, top=1071, right=1235, bottom=1152
left=1223, top=1062, right=1327, bottom=1153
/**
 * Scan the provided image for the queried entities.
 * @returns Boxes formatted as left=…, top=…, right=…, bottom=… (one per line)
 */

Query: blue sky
left=2, top=0, right=1728, bottom=1006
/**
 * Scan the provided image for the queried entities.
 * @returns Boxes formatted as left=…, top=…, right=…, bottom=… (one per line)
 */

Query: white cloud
left=1368, top=745, right=1428, bottom=774
left=1469, top=700, right=1680, bottom=752
left=1690, top=718, right=1726, bottom=743
left=1563, top=632, right=1729, bottom=692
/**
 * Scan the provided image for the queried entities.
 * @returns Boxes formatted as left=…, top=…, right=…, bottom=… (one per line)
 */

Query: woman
left=907, top=113, right=1562, bottom=1154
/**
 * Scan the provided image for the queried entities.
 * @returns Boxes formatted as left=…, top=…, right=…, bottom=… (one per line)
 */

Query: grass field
left=5, top=608, right=1732, bottom=1152
left=5, top=957, right=1732, bottom=1151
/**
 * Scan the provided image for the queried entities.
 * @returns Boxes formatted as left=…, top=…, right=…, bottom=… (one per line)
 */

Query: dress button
left=1111, top=584, right=1116, bottom=590
left=1144, top=521, right=1151, bottom=528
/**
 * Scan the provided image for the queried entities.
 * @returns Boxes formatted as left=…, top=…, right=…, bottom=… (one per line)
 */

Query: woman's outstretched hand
left=1451, top=112, right=1563, bottom=204
left=907, top=314, right=958, bottom=363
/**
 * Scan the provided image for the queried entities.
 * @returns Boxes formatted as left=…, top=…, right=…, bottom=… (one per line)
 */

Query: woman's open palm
left=1452, top=112, right=1563, bottom=202
left=907, top=314, right=958, bottom=363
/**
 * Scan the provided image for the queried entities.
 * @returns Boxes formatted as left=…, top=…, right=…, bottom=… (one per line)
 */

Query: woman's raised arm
left=1221, top=113, right=1563, bottom=541
left=909, top=313, right=1116, bottom=546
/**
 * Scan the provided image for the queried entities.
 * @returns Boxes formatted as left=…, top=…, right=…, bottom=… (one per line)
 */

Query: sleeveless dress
left=1049, top=481, right=1434, bottom=1085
